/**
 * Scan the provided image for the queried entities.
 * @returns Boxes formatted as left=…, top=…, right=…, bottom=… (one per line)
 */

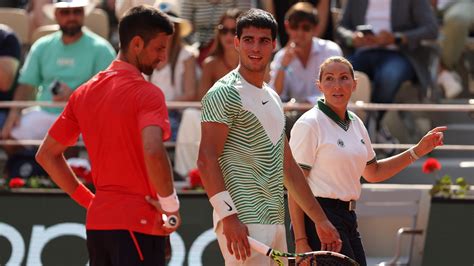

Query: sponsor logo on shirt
left=57, top=57, right=75, bottom=67
left=337, top=139, right=345, bottom=147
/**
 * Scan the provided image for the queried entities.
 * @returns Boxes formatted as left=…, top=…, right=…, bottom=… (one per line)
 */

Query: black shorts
left=86, top=230, right=167, bottom=266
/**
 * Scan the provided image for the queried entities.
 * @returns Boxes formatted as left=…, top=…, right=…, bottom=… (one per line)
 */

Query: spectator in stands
left=435, top=0, right=474, bottom=98
left=28, top=0, right=52, bottom=40
left=198, top=8, right=242, bottom=100
left=0, top=0, right=26, bottom=7
left=0, top=24, right=21, bottom=128
left=1, top=0, right=116, bottom=148
left=115, top=0, right=155, bottom=19
left=271, top=0, right=333, bottom=47
left=269, top=2, right=342, bottom=104
left=175, top=9, right=242, bottom=179
left=149, top=0, right=198, bottom=141
left=269, top=2, right=372, bottom=135
left=336, top=0, right=438, bottom=143
left=180, top=0, right=252, bottom=64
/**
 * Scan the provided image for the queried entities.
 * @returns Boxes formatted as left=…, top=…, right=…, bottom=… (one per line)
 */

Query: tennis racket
left=247, top=236, right=359, bottom=266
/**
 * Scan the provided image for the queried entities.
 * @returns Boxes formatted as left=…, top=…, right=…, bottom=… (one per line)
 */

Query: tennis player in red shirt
left=36, top=5, right=179, bottom=266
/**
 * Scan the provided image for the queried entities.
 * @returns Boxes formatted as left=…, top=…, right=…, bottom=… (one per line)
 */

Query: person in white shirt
left=270, top=2, right=372, bottom=136
left=289, top=56, right=446, bottom=265
left=336, top=0, right=438, bottom=147
left=149, top=0, right=198, bottom=141
left=269, top=2, right=342, bottom=104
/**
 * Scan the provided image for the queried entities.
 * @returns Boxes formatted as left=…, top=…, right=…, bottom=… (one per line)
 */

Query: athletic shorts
left=216, top=223, right=287, bottom=266
left=86, top=230, right=167, bottom=266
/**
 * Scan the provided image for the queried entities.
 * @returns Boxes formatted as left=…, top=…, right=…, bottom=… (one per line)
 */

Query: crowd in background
left=0, top=0, right=473, bottom=180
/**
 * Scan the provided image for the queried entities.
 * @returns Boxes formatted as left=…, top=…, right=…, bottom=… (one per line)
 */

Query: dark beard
left=60, top=25, right=82, bottom=36
left=136, top=54, right=157, bottom=75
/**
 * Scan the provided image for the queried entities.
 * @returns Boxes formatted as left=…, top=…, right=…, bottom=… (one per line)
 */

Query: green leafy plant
left=422, top=158, right=470, bottom=198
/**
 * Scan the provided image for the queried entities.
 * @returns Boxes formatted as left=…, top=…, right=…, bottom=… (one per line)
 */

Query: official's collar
left=317, top=99, right=354, bottom=131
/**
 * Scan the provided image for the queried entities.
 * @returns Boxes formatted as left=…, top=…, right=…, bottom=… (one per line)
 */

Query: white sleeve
left=289, top=120, right=318, bottom=171
left=360, top=120, right=376, bottom=162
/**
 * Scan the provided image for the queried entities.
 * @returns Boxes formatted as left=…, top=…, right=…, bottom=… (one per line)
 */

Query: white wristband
left=157, top=189, right=180, bottom=212
left=409, top=147, right=419, bottom=161
left=209, top=191, right=238, bottom=220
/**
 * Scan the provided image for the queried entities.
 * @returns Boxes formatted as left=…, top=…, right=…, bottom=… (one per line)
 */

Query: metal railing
left=0, top=100, right=473, bottom=151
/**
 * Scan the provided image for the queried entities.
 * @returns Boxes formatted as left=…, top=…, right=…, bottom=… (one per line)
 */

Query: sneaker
left=437, top=70, right=463, bottom=99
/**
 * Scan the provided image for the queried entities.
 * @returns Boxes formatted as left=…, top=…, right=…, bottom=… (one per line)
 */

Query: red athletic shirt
left=49, top=60, right=171, bottom=236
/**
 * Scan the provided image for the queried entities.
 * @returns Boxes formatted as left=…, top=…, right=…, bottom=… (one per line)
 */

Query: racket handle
left=162, top=214, right=179, bottom=229
left=247, top=236, right=272, bottom=256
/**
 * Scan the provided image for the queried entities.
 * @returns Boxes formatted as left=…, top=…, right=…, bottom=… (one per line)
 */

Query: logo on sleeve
left=262, top=100, right=269, bottom=105
left=361, top=139, right=365, bottom=144
left=224, top=201, right=233, bottom=211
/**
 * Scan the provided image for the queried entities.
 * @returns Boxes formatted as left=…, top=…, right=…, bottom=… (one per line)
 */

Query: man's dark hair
left=236, top=8, right=277, bottom=40
left=285, top=2, right=319, bottom=26
left=118, top=5, right=174, bottom=52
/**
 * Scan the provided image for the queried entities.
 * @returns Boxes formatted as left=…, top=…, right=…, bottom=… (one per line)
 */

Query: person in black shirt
left=0, top=24, right=21, bottom=128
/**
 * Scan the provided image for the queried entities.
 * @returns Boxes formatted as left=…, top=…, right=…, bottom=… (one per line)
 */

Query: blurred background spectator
left=0, top=24, right=21, bottom=128
left=198, top=8, right=241, bottom=100
left=269, top=2, right=371, bottom=134
left=149, top=0, right=198, bottom=141
left=0, top=0, right=26, bottom=7
left=174, top=7, right=243, bottom=180
left=272, top=0, right=333, bottom=47
left=434, top=0, right=474, bottom=98
left=180, top=0, right=252, bottom=65
left=115, top=0, right=155, bottom=18
left=28, top=0, right=53, bottom=40
left=269, top=2, right=342, bottom=104
left=336, top=0, right=439, bottom=153
left=1, top=0, right=115, bottom=178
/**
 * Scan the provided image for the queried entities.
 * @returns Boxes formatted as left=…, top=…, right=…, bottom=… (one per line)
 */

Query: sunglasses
left=217, top=24, right=236, bottom=35
left=58, top=8, right=84, bottom=16
left=289, top=23, right=313, bottom=32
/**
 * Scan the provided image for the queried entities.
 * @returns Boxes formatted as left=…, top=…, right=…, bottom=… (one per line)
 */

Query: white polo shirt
left=289, top=100, right=376, bottom=201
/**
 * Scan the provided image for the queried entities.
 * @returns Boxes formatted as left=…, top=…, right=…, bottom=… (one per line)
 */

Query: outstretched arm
left=363, top=126, right=446, bottom=182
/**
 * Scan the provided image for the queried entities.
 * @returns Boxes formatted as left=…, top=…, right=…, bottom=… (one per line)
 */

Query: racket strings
left=296, top=254, right=357, bottom=266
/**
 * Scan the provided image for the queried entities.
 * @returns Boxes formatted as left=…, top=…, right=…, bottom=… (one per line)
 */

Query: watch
left=394, top=32, right=404, bottom=46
